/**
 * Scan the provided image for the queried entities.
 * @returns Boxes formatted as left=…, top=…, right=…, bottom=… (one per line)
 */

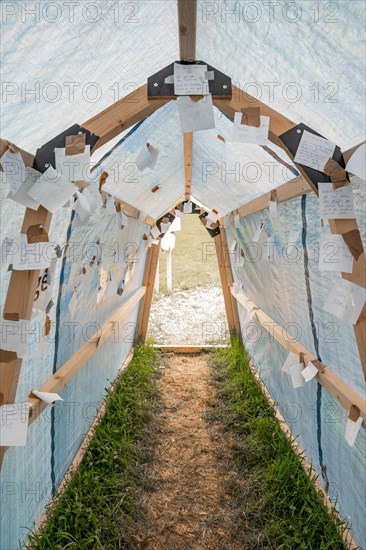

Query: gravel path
left=148, top=287, right=228, bottom=345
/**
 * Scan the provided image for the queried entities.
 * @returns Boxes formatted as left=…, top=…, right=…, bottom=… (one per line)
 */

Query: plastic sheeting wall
left=225, top=177, right=366, bottom=547
left=0, top=189, right=149, bottom=548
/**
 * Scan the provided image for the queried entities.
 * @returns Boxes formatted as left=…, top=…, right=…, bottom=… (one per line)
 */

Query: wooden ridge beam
left=232, top=287, right=366, bottom=424
left=178, top=0, right=197, bottom=61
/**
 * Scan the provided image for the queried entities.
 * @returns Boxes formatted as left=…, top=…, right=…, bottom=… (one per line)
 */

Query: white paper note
left=31, top=390, right=63, bottom=404
left=174, top=62, right=209, bottom=95
left=345, top=416, right=363, bottom=447
left=294, top=130, right=336, bottom=172
left=11, top=235, right=53, bottom=271
left=7, top=167, right=41, bottom=210
left=160, top=221, right=171, bottom=234
left=1, top=150, right=26, bottom=194
left=84, top=184, right=103, bottom=209
left=268, top=200, right=277, bottom=219
left=0, top=320, right=33, bottom=358
left=27, top=167, right=78, bottom=213
left=318, top=234, right=353, bottom=273
left=72, top=191, right=92, bottom=222
left=54, top=145, right=91, bottom=182
left=301, top=361, right=318, bottom=382
left=289, top=362, right=306, bottom=388
left=232, top=113, right=269, bottom=145
left=0, top=403, right=31, bottom=446
left=252, top=222, right=264, bottom=243
left=318, top=182, right=355, bottom=220
left=324, top=278, right=366, bottom=325
left=282, top=352, right=300, bottom=374
left=175, top=208, right=184, bottom=219
left=33, top=262, right=56, bottom=315
left=183, top=201, right=193, bottom=214
left=177, top=94, right=215, bottom=132
left=151, top=225, right=161, bottom=239
left=346, top=143, right=366, bottom=182
left=234, top=214, right=241, bottom=229
left=135, top=143, right=159, bottom=172
left=1, top=234, right=27, bottom=269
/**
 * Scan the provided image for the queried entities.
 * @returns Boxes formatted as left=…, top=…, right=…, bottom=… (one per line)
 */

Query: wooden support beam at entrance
left=135, top=243, right=161, bottom=342
left=215, top=229, right=240, bottom=341
left=184, top=132, right=193, bottom=200
left=178, top=0, right=197, bottom=61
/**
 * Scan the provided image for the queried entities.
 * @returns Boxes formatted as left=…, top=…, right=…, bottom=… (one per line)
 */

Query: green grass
left=209, top=340, right=348, bottom=549
left=28, top=344, right=160, bottom=550
left=158, top=215, right=220, bottom=294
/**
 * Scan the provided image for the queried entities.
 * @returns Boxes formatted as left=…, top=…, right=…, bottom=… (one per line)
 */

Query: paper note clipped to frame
left=294, top=130, right=336, bottom=173
left=0, top=403, right=31, bottom=446
left=318, top=182, right=355, bottom=220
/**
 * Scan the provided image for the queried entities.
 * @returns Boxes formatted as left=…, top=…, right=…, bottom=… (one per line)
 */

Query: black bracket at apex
left=147, top=61, right=232, bottom=100
left=279, top=123, right=346, bottom=191
left=33, top=124, right=100, bottom=174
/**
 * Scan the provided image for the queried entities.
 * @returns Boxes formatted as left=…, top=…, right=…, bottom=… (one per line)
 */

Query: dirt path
left=130, top=352, right=244, bottom=550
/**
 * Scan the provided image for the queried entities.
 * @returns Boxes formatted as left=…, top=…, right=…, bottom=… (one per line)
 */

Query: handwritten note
left=318, top=234, right=354, bottom=273
left=232, top=113, right=269, bottom=145
left=294, top=130, right=336, bottom=172
left=174, top=63, right=209, bottom=95
left=318, top=182, right=355, bottom=220
left=323, top=278, right=366, bottom=325
left=177, top=94, right=215, bottom=133
left=0, top=403, right=31, bottom=446
left=7, top=167, right=41, bottom=210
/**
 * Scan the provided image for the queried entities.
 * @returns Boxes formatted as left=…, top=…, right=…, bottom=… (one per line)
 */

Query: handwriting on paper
left=174, top=63, right=209, bottom=95
left=318, top=182, right=355, bottom=219
left=232, top=113, right=269, bottom=145
left=294, top=130, right=336, bottom=172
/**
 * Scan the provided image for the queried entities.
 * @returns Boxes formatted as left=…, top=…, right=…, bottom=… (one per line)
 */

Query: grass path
left=31, top=343, right=347, bottom=549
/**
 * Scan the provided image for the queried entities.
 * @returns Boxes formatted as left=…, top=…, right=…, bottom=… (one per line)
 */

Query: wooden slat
left=26, top=287, right=146, bottom=426
left=154, top=345, right=229, bottom=353
left=177, top=0, right=197, bottom=61
left=184, top=132, right=193, bottom=200
left=232, top=288, right=366, bottom=424
left=82, top=84, right=170, bottom=151
left=215, top=231, right=240, bottom=340
left=135, top=243, right=161, bottom=342
left=236, top=175, right=312, bottom=218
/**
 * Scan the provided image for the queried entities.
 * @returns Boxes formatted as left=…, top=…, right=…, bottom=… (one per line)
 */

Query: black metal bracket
left=33, top=124, right=100, bottom=174
left=147, top=61, right=232, bottom=100
left=279, top=123, right=345, bottom=190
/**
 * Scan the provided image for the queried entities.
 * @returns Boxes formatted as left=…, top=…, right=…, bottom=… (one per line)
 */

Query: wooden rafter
left=177, top=0, right=197, bottom=61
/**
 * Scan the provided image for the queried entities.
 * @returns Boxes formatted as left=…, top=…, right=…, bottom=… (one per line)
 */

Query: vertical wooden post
left=214, top=228, right=240, bottom=341
left=183, top=132, right=193, bottom=200
left=177, top=0, right=197, bottom=61
left=135, top=243, right=161, bottom=342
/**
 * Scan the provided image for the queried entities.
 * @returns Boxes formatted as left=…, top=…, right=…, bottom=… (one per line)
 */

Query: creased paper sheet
left=323, top=278, right=366, bottom=325
left=318, top=182, right=355, bottom=220
left=7, top=167, right=41, bottom=210
left=174, top=63, right=209, bottom=95
left=72, top=191, right=92, bottom=221
left=282, top=352, right=300, bottom=373
left=281, top=353, right=305, bottom=388
left=346, top=142, right=366, bottom=182
left=11, top=235, right=54, bottom=271
left=318, top=234, right=354, bottom=274
left=1, top=149, right=26, bottom=194
left=135, top=143, right=159, bottom=172
left=54, top=145, right=91, bottom=182
left=294, top=130, right=336, bottom=172
left=27, top=167, right=78, bottom=213
left=31, top=390, right=63, bottom=404
left=345, top=416, right=363, bottom=447
left=301, top=361, right=318, bottom=382
left=232, top=113, right=269, bottom=145
left=177, top=94, right=215, bottom=133
left=0, top=403, right=32, bottom=446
